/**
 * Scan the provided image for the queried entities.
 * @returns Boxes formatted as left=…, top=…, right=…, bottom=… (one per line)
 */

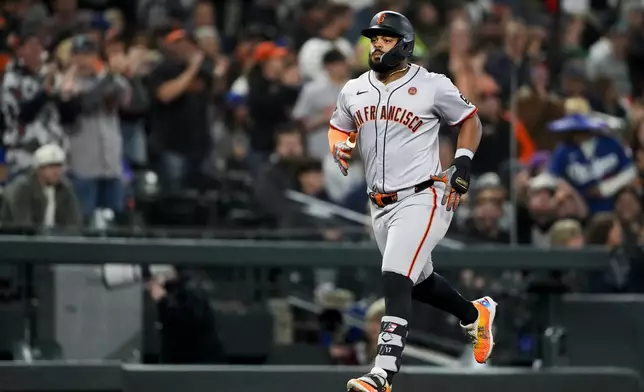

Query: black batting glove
left=430, top=156, right=471, bottom=211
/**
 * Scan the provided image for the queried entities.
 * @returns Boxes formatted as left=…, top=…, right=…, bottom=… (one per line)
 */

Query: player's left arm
left=430, top=75, right=482, bottom=210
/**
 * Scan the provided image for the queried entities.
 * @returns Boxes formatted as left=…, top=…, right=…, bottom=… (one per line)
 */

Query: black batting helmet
left=361, top=11, right=415, bottom=68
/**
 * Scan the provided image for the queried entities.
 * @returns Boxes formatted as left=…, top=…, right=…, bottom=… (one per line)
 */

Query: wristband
left=455, top=148, right=474, bottom=159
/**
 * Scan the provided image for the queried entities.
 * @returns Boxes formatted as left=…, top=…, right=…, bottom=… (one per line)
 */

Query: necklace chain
left=381, top=65, right=410, bottom=82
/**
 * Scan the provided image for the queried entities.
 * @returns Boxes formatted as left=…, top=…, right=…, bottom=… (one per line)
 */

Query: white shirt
left=298, top=37, right=354, bottom=82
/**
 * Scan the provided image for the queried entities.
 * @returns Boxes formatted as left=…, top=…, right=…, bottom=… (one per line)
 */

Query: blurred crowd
left=0, top=0, right=641, bottom=261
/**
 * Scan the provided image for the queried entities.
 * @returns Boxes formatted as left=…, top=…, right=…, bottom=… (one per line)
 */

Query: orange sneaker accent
left=471, top=300, right=493, bottom=363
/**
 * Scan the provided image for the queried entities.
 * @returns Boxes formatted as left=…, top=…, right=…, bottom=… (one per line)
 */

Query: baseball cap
left=529, top=172, right=558, bottom=193
left=89, top=13, right=111, bottom=31
left=547, top=113, right=606, bottom=133
left=71, top=35, right=98, bottom=54
left=252, top=41, right=288, bottom=62
left=475, top=172, right=503, bottom=190
left=164, top=29, right=190, bottom=44
left=33, top=144, right=65, bottom=168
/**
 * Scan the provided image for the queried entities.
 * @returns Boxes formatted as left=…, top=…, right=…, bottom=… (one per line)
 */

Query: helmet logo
left=376, top=13, right=386, bottom=24
left=408, top=87, right=417, bottom=95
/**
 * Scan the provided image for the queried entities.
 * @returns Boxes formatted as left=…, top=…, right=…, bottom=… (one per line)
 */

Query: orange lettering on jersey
left=351, top=106, right=424, bottom=132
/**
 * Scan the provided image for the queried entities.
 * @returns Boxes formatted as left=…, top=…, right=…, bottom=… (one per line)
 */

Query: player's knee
left=411, top=271, right=436, bottom=301
left=382, top=271, right=413, bottom=320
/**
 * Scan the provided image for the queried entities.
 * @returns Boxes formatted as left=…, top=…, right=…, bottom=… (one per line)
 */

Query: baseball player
left=328, top=11, right=498, bottom=392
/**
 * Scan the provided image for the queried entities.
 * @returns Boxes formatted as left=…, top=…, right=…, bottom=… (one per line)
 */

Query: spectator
left=0, top=0, right=42, bottom=75
left=614, top=187, right=644, bottom=264
left=471, top=80, right=510, bottom=176
left=455, top=172, right=508, bottom=235
left=63, top=35, right=131, bottom=222
left=287, top=0, right=327, bottom=51
left=147, top=269, right=225, bottom=364
left=615, top=187, right=643, bottom=229
left=43, top=0, right=92, bottom=47
left=626, top=3, right=644, bottom=98
left=1, top=28, right=67, bottom=180
left=0, top=144, right=82, bottom=228
left=593, top=76, right=627, bottom=119
left=428, top=18, right=472, bottom=87
left=113, top=35, right=151, bottom=169
left=548, top=114, right=637, bottom=215
left=85, top=13, right=112, bottom=49
left=515, top=61, right=565, bottom=152
left=554, top=178, right=588, bottom=222
left=298, top=3, right=354, bottom=82
left=465, top=193, right=509, bottom=244
left=293, top=49, right=349, bottom=161
left=254, top=125, right=304, bottom=227
left=409, top=0, right=441, bottom=56
left=246, top=42, right=298, bottom=167
left=323, top=143, right=366, bottom=210
left=585, top=212, right=639, bottom=292
left=317, top=287, right=358, bottom=365
left=549, top=219, right=585, bottom=248
left=631, top=120, right=644, bottom=187
left=147, top=29, right=214, bottom=192
left=586, top=22, right=631, bottom=98
left=192, top=0, right=216, bottom=30
left=285, top=158, right=344, bottom=241
left=521, top=172, right=558, bottom=247
left=295, top=158, right=328, bottom=200
left=484, top=20, right=530, bottom=103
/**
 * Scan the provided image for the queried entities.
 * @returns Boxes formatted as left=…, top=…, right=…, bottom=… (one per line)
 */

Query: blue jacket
left=549, top=134, right=633, bottom=214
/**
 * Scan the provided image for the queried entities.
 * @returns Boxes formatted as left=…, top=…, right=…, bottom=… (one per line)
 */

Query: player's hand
left=333, top=140, right=352, bottom=176
left=430, top=156, right=471, bottom=212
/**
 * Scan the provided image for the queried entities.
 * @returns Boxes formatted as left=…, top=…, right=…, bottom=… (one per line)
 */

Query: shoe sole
left=347, top=379, right=376, bottom=392
left=476, top=296, right=497, bottom=363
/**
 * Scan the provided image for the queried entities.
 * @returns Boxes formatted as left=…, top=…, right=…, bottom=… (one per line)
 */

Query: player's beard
left=368, top=56, right=397, bottom=74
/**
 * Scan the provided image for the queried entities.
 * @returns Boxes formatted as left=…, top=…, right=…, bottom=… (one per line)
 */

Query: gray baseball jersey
left=329, top=63, right=477, bottom=193
left=329, top=64, right=477, bottom=283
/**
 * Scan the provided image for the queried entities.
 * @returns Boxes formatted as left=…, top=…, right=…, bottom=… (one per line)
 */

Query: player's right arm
left=328, top=83, right=357, bottom=176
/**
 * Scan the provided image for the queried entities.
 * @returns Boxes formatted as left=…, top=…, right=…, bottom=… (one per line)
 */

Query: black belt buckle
left=414, top=179, right=434, bottom=193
